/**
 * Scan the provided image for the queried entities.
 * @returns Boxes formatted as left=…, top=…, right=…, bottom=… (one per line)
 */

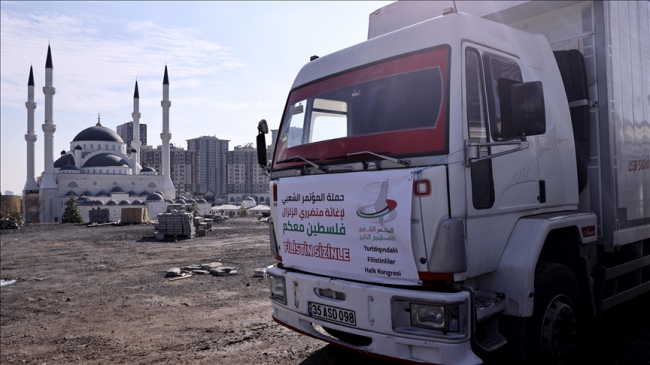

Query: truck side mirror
left=511, top=81, right=546, bottom=137
left=257, top=119, right=268, bottom=167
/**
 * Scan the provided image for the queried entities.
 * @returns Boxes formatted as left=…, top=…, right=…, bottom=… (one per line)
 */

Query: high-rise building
left=186, top=136, right=229, bottom=200
left=141, top=145, right=194, bottom=197
left=225, top=144, right=272, bottom=206
left=116, top=122, right=147, bottom=150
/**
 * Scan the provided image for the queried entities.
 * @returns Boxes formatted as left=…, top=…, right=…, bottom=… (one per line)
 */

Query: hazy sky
left=0, top=1, right=392, bottom=195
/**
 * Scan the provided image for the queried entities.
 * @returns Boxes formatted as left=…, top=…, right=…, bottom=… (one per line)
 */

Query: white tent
left=211, top=204, right=240, bottom=212
left=248, top=205, right=271, bottom=212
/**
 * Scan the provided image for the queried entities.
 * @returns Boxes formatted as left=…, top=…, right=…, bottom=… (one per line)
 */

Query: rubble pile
left=165, top=261, right=243, bottom=278
left=88, top=208, right=111, bottom=223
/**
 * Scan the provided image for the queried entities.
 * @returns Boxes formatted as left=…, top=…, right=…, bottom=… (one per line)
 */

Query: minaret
left=131, top=80, right=141, bottom=175
left=40, top=44, right=59, bottom=223
left=160, top=66, right=174, bottom=197
left=24, top=66, right=38, bottom=192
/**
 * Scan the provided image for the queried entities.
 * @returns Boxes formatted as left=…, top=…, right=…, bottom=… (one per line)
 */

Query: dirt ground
left=1, top=218, right=648, bottom=364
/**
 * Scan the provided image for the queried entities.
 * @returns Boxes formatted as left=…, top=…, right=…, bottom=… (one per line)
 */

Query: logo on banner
left=356, top=180, right=397, bottom=224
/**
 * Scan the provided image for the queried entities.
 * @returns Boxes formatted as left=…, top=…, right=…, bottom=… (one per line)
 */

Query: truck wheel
left=529, top=262, right=583, bottom=365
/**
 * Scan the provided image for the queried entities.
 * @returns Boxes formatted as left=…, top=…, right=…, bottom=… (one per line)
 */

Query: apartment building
left=186, top=136, right=229, bottom=200
left=140, top=145, right=194, bottom=197
left=116, top=122, right=147, bottom=150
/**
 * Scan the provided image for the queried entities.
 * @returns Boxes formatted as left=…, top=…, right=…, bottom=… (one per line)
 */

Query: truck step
left=474, top=290, right=506, bottom=322
left=474, top=314, right=508, bottom=353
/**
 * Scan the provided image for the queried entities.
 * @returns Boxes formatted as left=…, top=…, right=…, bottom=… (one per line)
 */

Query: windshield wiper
left=277, top=156, right=328, bottom=172
left=332, top=151, right=409, bottom=166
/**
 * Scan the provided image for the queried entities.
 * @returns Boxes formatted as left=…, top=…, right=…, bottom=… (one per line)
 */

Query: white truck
left=255, top=1, right=650, bottom=363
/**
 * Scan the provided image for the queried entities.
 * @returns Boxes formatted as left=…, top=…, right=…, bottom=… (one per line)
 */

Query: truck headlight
left=268, top=275, right=286, bottom=304
left=410, top=303, right=460, bottom=333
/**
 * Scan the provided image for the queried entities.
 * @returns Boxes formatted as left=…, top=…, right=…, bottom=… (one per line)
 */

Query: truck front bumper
left=268, top=266, right=482, bottom=365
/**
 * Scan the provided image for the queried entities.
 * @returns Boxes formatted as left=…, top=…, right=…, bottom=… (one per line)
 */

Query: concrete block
left=165, top=268, right=181, bottom=278
left=202, top=262, right=222, bottom=271
left=210, top=269, right=229, bottom=276
left=183, top=265, right=202, bottom=271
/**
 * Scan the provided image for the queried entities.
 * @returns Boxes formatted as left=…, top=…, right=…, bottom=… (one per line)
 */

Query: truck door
left=461, top=44, right=540, bottom=278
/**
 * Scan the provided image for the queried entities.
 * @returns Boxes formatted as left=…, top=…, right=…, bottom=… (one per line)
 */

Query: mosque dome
left=83, top=153, right=129, bottom=168
left=63, top=191, right=78, bottom=197
left=145, top=193, right=164, bottom=201
left=119, top=200, right=130, bottom=205
left=131, top=199, right=144, bottom=205
left=110, top=186, right=125, bottom=193
left=128, top=191, right=138, bottom=197
left=96, top=190, right=109, bottom=197
left=106, top=200, right=118, bottom=206
left=81, top=191, right=94, bottom=197
left=73, top=125, right=124, bottom=143
left=60, top=164, right=79, bottom=171
left=54, top=154, right=75, bottom=168
left=141, top=167, right=156, bottom=173
left=197, top=199, right=207, bottom=204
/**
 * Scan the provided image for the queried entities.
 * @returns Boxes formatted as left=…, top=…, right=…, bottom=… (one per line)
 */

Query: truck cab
left=257, top=2, right=649, bottom=364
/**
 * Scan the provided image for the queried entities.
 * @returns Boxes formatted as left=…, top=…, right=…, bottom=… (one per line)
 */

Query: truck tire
left=530, top=262, right=583, bottom=364
left=499, top=262, right=583, bottom=365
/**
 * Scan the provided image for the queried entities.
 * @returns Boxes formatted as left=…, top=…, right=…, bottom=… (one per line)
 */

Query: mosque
left=22, top=45, right=179, bottom=223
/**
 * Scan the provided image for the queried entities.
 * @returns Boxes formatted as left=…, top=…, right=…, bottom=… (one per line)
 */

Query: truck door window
left=285, top=101, right=306, bottom=148
left=482, top=54, right=523, bottom=141
left=466, top=48, right=494, bottom=209
left=309, top=98, right=348, bottom=143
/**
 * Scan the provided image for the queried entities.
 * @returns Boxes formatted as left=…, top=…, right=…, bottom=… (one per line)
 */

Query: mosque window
left=91, top=144, right=94, bottom=149
left=106, top=144, right=108, bottom=150
left=93, top=169, right=96, bottom=174
left=84, top=144, right=86, bottom=149
left=112, top=145, right=115, bottom=150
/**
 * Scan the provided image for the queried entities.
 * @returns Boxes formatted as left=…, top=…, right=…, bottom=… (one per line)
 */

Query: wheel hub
left=540, top=296, right=578, bottom=363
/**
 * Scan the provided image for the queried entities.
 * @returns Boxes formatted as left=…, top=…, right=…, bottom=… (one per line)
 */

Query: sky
left=0, top=1, right=392, bottom=195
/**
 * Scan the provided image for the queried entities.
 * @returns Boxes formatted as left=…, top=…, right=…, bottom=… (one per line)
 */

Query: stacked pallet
left=120, top=207, right=150, bottom=224
left=0, top=218, right=20, bottom=229
left=157, top=211, right=195, bottom=238
left=89, top=208, right=110, bottom=223
left=195, top=217, right=213, bottom=236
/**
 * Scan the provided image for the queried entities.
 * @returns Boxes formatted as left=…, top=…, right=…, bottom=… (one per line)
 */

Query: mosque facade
left=22, top=45, right=178, bottom=223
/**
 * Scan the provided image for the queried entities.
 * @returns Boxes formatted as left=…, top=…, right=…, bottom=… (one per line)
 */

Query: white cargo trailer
left=257, top=1, right=649, bottom=364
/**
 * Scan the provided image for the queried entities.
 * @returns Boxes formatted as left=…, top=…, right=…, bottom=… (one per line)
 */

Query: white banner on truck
left=276, top=169, right=419, bottom=285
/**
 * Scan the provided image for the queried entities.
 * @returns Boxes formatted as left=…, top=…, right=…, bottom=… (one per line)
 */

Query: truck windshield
left=274, top=46, right=449, bottom=166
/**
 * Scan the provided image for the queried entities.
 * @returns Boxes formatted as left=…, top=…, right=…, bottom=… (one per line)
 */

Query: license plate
left=308, top=302, right=356, bottom=327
